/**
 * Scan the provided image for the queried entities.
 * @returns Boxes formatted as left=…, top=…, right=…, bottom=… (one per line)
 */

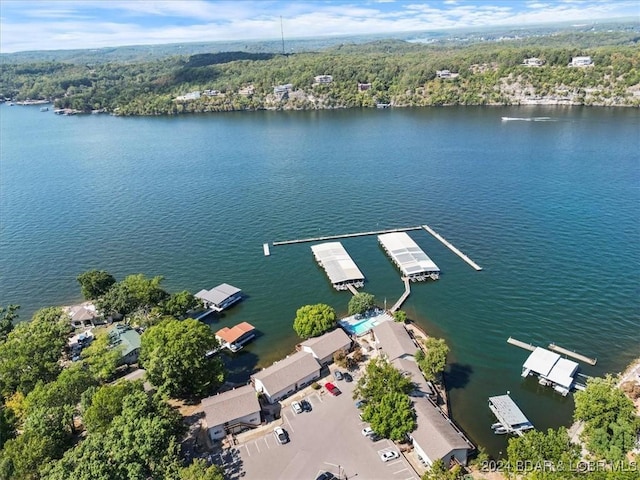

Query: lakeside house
left=215, top=322, right=256, bottom=352
left=201, top=385, right=261, bottom=441
left=314, top=75, right=333, bottom=84
left=273, top=84, right=293, bottom=94
left=175, top=91, right=201, bottom=101
left=107, top=324, right=141, bottom=365
left=251, top=351, right=321, bottom=403
left=523, top=57, right=544, bottom=67
left=65, top=302, right=104, bottom=329
left=570, top=56, right=593, bottom=67
left=238, top=85, right=255, bottom=96
left=203, top=89, right=220, bottom=97
left=299, top=328, right=352, bottom=365
left=372, top=320, right=419, bottom=362
left=358, top=83, right=372, bottom=91
left=195, top=283, right=243, bottom=312
left=410, top=397, right=474, bottom=468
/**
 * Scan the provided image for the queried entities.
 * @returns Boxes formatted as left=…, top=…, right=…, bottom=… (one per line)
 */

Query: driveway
left=214, top=372, right=419, bottom=480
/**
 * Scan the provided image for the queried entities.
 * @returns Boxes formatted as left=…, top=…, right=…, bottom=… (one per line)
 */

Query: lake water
left=1, top=104, right=638, bottom=455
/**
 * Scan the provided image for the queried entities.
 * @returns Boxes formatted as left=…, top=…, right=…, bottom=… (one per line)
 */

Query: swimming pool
left=339, top=312, right=393, bottom=336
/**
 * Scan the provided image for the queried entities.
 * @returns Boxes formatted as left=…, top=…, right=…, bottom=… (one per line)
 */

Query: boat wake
left=501, top=116, right=556, bottom=122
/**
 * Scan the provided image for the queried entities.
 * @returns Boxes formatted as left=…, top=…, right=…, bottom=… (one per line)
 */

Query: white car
left=291, top=401, right=303, bottom=414
left=361, top=427, right=374, bottom=437
left=273, top=426, right=289, bottom=444
left=380, top=450, right=400, bottom=462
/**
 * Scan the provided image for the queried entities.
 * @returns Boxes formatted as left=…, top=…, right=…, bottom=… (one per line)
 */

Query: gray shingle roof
left=372, top=321, right=417, bottom=361
left=392, top=357, right=434, bottom=397
left=201, top=385, right=260, bottom=428
left=412, top=398, right=472, bottom=460
left=252, top=351, right=320, bottom=395
left=300, top=329, right=351, bottom=360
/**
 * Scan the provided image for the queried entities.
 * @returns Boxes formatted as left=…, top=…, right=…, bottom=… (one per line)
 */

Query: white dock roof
left=378, top=232, right=439, bottom=275
left=523, top=347, right=559, bottom=377
left=488, top=394, right=532, bottom=428
left=546, top=358, right=579, bottom=389
left=311, top=242, right=365, bottom=285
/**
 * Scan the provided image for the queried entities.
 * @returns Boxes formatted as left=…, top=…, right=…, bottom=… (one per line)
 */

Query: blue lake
left=1, top=104, right=638, bottom=455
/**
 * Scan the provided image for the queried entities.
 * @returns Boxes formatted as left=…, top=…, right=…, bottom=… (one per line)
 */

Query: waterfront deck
left=488, top=394, right=534, bottom=436
left=422, top=225, right=482, bottom=271
left=273, top=226, right=422, bottom=246
left=507, top=337, right=537, bottom=352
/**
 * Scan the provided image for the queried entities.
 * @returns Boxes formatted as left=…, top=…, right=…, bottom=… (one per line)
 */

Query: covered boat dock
left=378, top=232, right=440, bottom=281
left=488, top=394, right=534, bottom=436
left=522, top=347, right=580, bottom=396
left=311, top=242, right=365, bottom=290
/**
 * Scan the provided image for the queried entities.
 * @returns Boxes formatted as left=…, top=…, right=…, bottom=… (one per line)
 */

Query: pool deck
left=338, top=310, right=393, bottom=336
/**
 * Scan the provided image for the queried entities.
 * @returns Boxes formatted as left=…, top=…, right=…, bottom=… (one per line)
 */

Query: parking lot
left=214, top=373, right=419, bottom=480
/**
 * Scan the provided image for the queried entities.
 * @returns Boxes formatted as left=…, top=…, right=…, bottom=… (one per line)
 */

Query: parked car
left=291, top=401, right=303, bottom=414
left=334, top=370, right=343, bottom=381
left=315, top=472, right=337, bottom=480
left=380, top=450, right=400, bottom=462
left=355, top=399, right=366, bottom=409
left=301, top=399, right=312, bottom=412
left=325, top=382, right=341, bottom=396
left=369, top=433, right=382, bottom=442
left=361, top=427, right=375, bottom=437
left=273, top=426, right=289, bottom=444
left=343, top=372, right=353, bottom=382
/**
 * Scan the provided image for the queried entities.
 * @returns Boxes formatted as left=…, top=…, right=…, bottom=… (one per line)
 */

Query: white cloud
left=1, top=0, right=638, bottom=53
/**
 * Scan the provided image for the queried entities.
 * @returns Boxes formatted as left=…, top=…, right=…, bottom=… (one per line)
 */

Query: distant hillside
left=1, top=21, right=638, bottom=113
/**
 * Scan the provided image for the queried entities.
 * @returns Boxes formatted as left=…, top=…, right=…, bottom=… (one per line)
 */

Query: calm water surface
left=1, top=104, right=639, bottom=455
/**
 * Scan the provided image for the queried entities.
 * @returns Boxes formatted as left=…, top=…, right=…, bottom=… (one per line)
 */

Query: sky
left=1, top=0, right=638, bottom=53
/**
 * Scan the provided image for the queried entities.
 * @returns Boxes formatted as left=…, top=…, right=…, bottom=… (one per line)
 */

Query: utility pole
left=280, top=16, right=285, bottom=55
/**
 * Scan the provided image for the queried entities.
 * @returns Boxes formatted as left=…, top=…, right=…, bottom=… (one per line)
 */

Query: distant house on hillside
left=108, top=324, right=141, bottom=365
left=570, top=56, right=593, bottom=67
left=175, top=91, right=201, bottom=101
left=314, top=75, right=333, bottom=84
left=238, top=85, right=255, bottom=96
left=358, top=82, right=372, bottom=91
left=523, top=57, right=544, bottom=67
left=436, top=70, right=459, bottom=79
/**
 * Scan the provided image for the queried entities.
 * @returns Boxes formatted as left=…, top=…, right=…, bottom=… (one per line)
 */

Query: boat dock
left=263, top=243, right=270, bottom=256
left=422, top=225, right=482, bottom=271
left=273, top=226, right=422, bottom=246
left=548, top=343, right=597, bottom=365
left=390, top=277, right=411, bottom=313
left=488, top=394, right=534, bottom=436
left=507, top=337, right=537, bottom=352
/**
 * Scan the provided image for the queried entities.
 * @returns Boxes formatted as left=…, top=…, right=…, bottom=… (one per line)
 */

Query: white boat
left=493, top=426, right=509, bottom=435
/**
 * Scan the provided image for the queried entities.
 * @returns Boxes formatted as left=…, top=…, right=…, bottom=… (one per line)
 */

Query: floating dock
left=378, top=232, right=440, bottom=281
left=548, top=343, right=597, bottom=366
left=263, top=243, right=270, bottom=256
left=311, top=242, right=365, bottom=291
left=273, top=226, right=422, bottom=246
left=488, top=394, right=534, bottom=436
left=422, top=225, right=482, bottom=271
left=507, top=337, right=537, bottom=352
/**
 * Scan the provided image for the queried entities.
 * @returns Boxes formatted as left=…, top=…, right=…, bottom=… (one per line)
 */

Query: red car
left=325, top=382, right=342, bottom=396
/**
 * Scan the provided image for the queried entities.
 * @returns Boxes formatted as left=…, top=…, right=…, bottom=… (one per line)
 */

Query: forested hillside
left=1, top=29, right=638, bottom=115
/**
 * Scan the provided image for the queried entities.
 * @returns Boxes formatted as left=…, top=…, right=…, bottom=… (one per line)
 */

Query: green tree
left=292, top=304, right=337, bottom=339
left=348, top=292, right=376, bottom=315
left=0, top=305, right=19, bottom=342
left=160, top=290, right=200, bottom=318
left=574, top=376, right=640, bottom=461
left=0, top=307, right=70, bottom=398
left=392, top=309, right=407, bottom=323
left=507, top=427, right=580, bottom=478
left=354, top=357, right=414, bottom=403
left=417, top=337, right=449, bottom=382
left=82, top=381, right=142, bottom=433
left=139, top=318, right=224, bottom=398
left=177, top=459, right=225, bottom=480
left=0, top=404, right=15, bottom=449
left=76, top=270, right=116, bottom=300
left=365, top=391, right=416, bottom=441
left=421, top=459, right=464, bottom=480
left=80, top=331, right=123, bottom=382
left=0, top=430, right=61, bottom=480
left=97, top=273, right=169, bottom=317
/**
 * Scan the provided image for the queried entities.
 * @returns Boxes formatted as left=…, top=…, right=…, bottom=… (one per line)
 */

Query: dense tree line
left=1, top=32, right=638, bottom=114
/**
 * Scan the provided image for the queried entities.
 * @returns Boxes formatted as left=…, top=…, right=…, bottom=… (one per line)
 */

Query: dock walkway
left=422, top=225, right=482, bottom=271
left=390, top=277, right=411, bottom=313
left=507, top=337, right=537, bottom=352
left=273, top=226, right=421, bottom=246
left=548, top=343, right=597, bottom=366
